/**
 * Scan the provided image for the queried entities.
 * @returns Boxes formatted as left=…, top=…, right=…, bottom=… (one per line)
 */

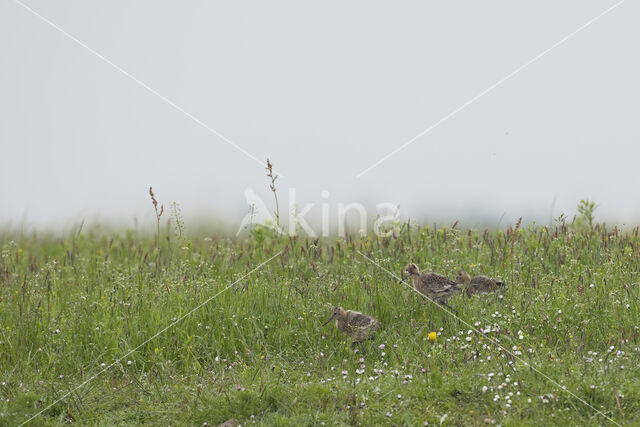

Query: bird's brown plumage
left=404, top=263, right=462, bottom=303
left=323, top=306, right=380, bottom=343
left=456, top=270, right=506, bottom=296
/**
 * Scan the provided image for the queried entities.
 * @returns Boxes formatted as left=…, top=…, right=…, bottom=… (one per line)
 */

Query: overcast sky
left=1, top=1, right=638, bottom=231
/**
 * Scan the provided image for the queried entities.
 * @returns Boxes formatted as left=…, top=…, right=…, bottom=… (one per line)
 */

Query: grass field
left=1, top=207, right=640, bottom=425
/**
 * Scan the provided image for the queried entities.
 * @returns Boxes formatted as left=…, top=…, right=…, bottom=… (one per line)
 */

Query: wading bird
left=404, top=263, right=462, bottom=311
left=456, top=270, right=506, bottom=297
left=322, top=306, right=380, bottom=351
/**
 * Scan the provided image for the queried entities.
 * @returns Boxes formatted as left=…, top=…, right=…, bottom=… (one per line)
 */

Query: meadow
left=1, top=203, right=640, bottom=425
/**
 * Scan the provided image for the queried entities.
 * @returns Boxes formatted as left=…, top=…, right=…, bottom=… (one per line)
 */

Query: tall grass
left=1, top=210, right=639, bottom=425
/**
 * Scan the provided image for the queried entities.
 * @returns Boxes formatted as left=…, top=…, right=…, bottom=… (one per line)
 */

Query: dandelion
left=428, top=332, right=437, bottom=342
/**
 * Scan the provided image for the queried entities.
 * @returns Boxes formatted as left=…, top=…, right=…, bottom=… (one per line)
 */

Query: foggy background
left=1, top=1, right=638, bottom=232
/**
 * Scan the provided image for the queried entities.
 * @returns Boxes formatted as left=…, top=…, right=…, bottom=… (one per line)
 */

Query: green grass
left=1, top=216, right=640, bottom=426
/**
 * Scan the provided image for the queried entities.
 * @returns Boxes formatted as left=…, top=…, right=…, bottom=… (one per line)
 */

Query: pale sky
left=1, top=1, right=638, bottom=231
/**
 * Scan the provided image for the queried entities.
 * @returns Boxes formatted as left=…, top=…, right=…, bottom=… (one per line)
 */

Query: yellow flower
left=154, top=348, right=159, bottom=353
left=260, top=355, right=265, bottom=359
left=17, top=249, right=22, bottom=254
left=428, top=332, right=437, bottom=342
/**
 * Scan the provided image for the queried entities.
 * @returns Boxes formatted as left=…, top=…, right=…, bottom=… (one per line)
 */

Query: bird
left=404, top=263, right=463, bottom=309
left=456, top=270, right=506, bottom=297
left=322, top=306, right=380, bottom=348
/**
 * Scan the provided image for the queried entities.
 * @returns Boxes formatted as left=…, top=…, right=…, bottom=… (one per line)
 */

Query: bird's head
left=456, top=270, right=471, bottom=285
left=404, top=263, right=420, bottom=276
left=323, top=306, right=346, bottom=326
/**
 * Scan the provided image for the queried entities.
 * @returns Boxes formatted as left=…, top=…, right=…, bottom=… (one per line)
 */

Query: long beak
left=322, top=317, right=333, bottom=326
